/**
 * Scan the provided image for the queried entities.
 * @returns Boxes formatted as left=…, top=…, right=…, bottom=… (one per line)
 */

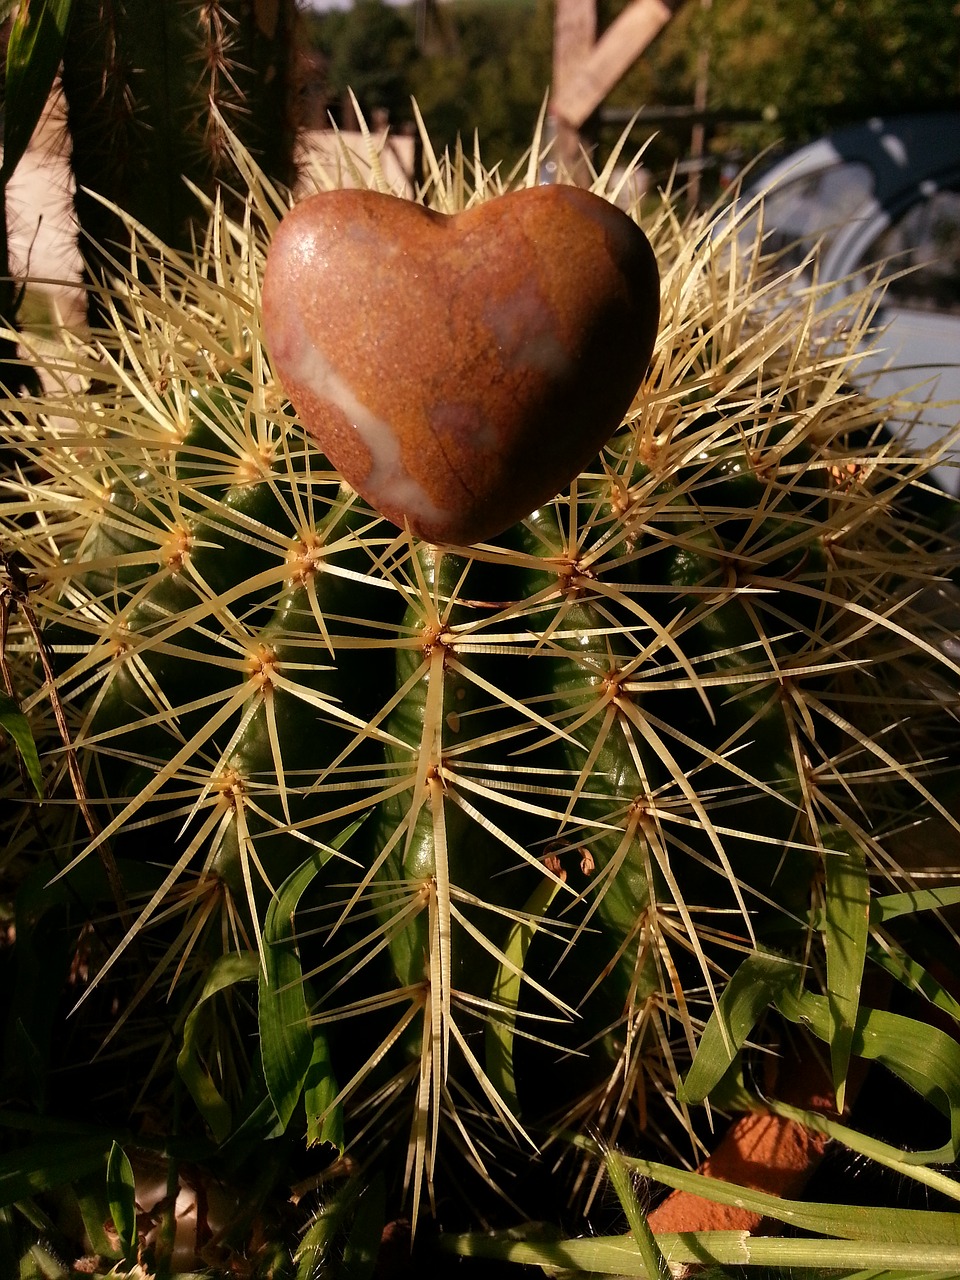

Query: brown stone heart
left=262, top=184, right=659, bottom=545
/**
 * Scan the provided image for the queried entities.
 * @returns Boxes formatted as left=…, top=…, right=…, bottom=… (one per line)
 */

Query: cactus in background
left=2, top=129, right=960, bottom=1274
left=59, top=0, right=300, bottom=318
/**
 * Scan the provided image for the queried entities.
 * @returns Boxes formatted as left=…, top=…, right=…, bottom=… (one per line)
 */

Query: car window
left=866, top=186, right=960, bottom=314
left=750, top=161, right=876, bottom=275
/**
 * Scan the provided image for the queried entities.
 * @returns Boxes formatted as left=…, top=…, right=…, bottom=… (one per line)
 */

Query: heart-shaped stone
left=262, top=185, right=659, bottom=545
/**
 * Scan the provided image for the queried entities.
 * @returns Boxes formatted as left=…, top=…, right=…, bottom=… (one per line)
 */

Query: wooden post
left=551, top=0, right=597, bottom=181
left=687, top=0, right=712, bottom=208
left=551, top=0, right=688, bottom=181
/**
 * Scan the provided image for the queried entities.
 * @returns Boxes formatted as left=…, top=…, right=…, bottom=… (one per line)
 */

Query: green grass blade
left=259, top=822, right=360, bottom=1139
left=616, top=1152, right=960, bottom=1244
left=176, top=952, right=259, bottom=1142
left=442, top=1227, right=960, bottom=1274
left=484, top=872, right=562, bottom=1116
left=776, top=989, right=960, bottom=1163
left=763, top=1097, right=960, bottom=1204
left=841, top=1272, right=960, bottom=1280
left=604, top=1148, right=670, bottom=1280
left=870, top=941, right=960, bottom=1024
left=0, top=692, right=42, bottom=797
left=822, top=827, right=870, bottom=1111
left=105, top=1141, right=137, bottom=1263
left=74, top=1177, right=117, bottom=1260
left=260, top=854, right=329, bottom=1132
left=304, top=1021, right=344, bottom=1150
left=872, top=885, right=960, bottom=923
left=679, top=949, right=800, bottom=1104
left=809, top=884, right=960, bottom=933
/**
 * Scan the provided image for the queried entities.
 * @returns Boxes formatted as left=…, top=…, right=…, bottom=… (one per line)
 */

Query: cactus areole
left=262, top=186, right=660, bottom=544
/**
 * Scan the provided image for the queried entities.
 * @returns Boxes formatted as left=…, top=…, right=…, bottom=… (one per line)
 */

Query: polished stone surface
left=263, top=185, right=660, bottom=545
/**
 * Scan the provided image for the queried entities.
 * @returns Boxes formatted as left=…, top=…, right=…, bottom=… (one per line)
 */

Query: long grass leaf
left=259, top=821, right=361, bottom=1134
left=484, top=873, right=563, bottom=1116
left=763, top=1097, right=960, bottom=1205
left=776, top=989, right=960, bottom=1163
left=443, top=1227, right=960, bottom=1273
left=604, top=1147, right=670, bottom=1280
left=679, top=949, right=800, bottom=1104
left=617, top=1151, right=960, bottom=1243
left=105, top=1141, right=137, bottom=1262
left=872, top=886, right=960, bottom=923
left=822, top=826, right=870, bottom=1111
left=304, top=1025, right=344, bottom=1151
left=870, top=940, right=960, bottom=1024
left=0, top=692, right=42, bottom=796
left=176, top=952, right=259, bottom=1142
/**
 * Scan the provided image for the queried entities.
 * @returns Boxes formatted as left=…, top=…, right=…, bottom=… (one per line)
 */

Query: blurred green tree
left=409, top=1, right=551, bottom=170
left=304, top=0, right=549, bottom=169
left=305, top=0, right=420, bottom=126
left=608, top=0, right=960, bottom=169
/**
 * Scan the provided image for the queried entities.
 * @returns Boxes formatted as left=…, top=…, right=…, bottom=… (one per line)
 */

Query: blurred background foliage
left=303, top=0, right=960, bottom=184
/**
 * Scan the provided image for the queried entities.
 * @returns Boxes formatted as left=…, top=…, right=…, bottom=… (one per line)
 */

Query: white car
left=736, top=113, right=960, bottom=494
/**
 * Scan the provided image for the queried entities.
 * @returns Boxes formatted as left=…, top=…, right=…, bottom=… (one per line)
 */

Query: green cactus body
left=372, top=551, right=510, bottom=986
left=3, top=137, right=960, bottom=1235
left=49, top=380, right=397, bottom=942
